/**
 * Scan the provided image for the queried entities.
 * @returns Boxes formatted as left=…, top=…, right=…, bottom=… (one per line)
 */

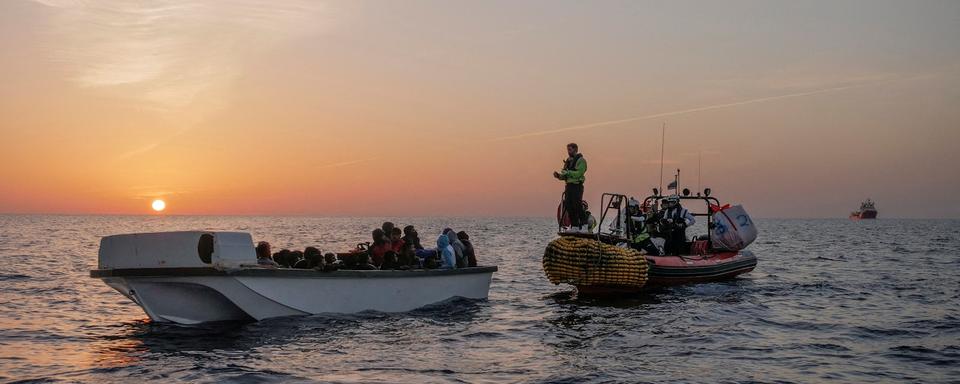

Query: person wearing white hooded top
left=437, top=233, right=457, bottom=269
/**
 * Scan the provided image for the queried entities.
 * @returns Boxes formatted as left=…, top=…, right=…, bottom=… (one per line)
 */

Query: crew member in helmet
left=657, top=195, right=696, bottom=256
left=583, top=201, right=597, bottom=233
left=553, top=143, right=588, bottom=232
left=626, top=198, right=660, bottom=256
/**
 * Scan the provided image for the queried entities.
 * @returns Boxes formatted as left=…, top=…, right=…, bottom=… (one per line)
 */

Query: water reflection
left=90, top=299, right=488, bottom=361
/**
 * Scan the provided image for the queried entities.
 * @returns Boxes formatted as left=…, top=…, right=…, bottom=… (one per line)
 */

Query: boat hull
left=93, top=267, right=497, bottom=324
left=575, top=251, right=756, bottom=295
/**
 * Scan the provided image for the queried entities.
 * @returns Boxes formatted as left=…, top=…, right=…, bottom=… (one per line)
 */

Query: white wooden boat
left=90, top=231, right=497, bottom=324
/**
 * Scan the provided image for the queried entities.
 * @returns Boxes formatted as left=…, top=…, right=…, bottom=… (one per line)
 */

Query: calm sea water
left=0, top=215, right=958, bottom=383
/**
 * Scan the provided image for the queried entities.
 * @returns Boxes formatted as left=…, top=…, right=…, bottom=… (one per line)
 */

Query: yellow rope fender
left=542, top=236, right=648, bottom=289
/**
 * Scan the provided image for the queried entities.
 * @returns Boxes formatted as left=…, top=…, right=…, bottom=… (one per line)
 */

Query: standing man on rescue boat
left=553, top=143, right=588, bottom=232
left=657, top=195, right=696, bottom=255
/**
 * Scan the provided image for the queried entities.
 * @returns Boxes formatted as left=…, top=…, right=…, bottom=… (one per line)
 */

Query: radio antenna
left=698, top=150, right=702, bottom=193
left=659, top=122, right=665, bottom=195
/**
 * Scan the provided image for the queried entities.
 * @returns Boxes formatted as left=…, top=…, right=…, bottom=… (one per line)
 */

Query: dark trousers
left=664, top=229, right=686, bottom=256
left=564, top=183, right=585, bottom=227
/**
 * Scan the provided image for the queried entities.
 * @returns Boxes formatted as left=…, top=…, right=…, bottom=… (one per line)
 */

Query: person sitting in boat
left=319, top=252, right=340, bottom=272
left=402, top=225, right=424, bottom=250
left=397, top=241, right=419, bottom=269
left=437, top=233, right=457, bottom=269
left=382, top=221, right=396, bottom=240
left=458, top=231, right=477, bottom=267
left=340, top=252, right=358, bottom=270
left=255, top=241, right=279, bottom=267
left=381, top=251, right=399, bottom=270
left=356, top=252, right=378, bottom=270
left=302, top=246, right=323, bottom=269
left=625, top=199, right=660, bottom=256
left=656, top=195, right=696, bottom=256
left=585, top=208, right=597, bottom=233
left=288, top=250, right=305, bottom=268
left=443, top=228, right=466, bottom=268
left=369, top=229, right=392, bottom=268
left=273, top=249, right=292, bottom=267
left=390, top=227, right=405, bottom=253
left=422, top=251, right=440, bottom=269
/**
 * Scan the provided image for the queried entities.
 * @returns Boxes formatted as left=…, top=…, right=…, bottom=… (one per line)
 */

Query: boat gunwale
left=91, top=265, right=498, bottom=279
left=645, top=255, right=758, bottom=277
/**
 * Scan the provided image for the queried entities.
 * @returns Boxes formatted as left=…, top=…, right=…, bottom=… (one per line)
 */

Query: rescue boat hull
left=574, top=250, right=756, bottom=295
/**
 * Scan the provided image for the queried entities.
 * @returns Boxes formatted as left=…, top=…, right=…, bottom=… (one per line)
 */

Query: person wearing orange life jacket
left=553, top=143, right=588, bottom=232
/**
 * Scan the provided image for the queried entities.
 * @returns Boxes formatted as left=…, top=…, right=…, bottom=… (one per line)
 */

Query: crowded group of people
left=253, top=222, right=478, bottom=271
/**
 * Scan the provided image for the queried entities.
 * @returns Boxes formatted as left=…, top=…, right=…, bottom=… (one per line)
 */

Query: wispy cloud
left=35, top=0, right=325, bottom=109
left=487, top=77, right=902, bottom=142
left=32, top=0, right=328, bottom=158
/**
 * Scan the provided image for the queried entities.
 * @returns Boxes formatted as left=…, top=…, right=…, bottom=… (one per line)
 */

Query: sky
left=1, top=0, right=958, bottom=218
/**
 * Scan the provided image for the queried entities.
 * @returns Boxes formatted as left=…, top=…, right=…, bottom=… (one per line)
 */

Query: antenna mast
left=698, top=150, right=702, bottom=193
left=659, top=122, right=665, bottom=195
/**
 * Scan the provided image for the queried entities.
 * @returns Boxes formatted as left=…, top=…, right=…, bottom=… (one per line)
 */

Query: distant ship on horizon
left=850, top=198, right=878, bottom=220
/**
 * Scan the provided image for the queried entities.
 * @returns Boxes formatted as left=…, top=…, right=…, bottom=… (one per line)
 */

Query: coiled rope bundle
left=542, top=236, right=648, bottom=288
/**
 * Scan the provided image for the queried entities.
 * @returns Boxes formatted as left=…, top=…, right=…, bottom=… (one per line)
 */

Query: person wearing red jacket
left=368, top=228, right=391, bottom=268
left=390, top=227, right=405, bottom=253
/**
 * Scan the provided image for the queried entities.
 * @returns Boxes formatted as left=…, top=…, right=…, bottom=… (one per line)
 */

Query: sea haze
left=0, top=216, right=958, bottom=382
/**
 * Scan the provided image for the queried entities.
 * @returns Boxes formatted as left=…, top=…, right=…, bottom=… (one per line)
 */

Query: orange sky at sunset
left=1, top=1, right=958, bottom=218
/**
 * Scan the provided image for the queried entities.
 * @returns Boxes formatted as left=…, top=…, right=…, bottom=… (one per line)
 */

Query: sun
left=151, top=199, right=166, bottom=212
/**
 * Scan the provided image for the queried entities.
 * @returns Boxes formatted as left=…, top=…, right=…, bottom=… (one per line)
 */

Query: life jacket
left=391, top=239, right=405, bottom=253
left=562, top=154, right=586, bottom=184
left=629, top=215, right=650, bottom=242
left=563, top=153, right=582, bottom=171
left=369, top=242, right=391, bottom=266
left=664, top=206, right=691, bottom=228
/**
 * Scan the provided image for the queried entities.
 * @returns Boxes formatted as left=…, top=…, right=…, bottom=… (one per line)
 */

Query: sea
left=0, top=215, right=958, bottom=383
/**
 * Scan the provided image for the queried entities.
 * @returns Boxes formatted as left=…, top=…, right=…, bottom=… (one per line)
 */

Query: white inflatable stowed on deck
left=710, top=205, right=758, bottom=251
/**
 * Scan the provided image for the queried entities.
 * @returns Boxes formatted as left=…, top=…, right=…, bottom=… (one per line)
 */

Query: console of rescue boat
left=544, top=187, right=758, bottom=294
left=91, top=231, right=497, bottom=324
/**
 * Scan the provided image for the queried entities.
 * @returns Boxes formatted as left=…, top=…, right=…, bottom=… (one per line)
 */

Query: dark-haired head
left=255, top=241, right=272, bottom=260
left=277, top=249, right=292, bottom=267
left=372, top=228, right=386, bottom=244
left=457, top=231, right=469, bottom=241
left=304, top=247, right=323, bottom=268
left=381, top=221, right=395, bottom=235
left=290, top=250, right=304, bottom=263
left=324, top=252, right=338, bottom=264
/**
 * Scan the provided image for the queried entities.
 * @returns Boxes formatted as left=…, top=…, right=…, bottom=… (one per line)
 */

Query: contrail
left=318, top=157, right=379, bottom=169
left=487, top=79, right=889, bottom=142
